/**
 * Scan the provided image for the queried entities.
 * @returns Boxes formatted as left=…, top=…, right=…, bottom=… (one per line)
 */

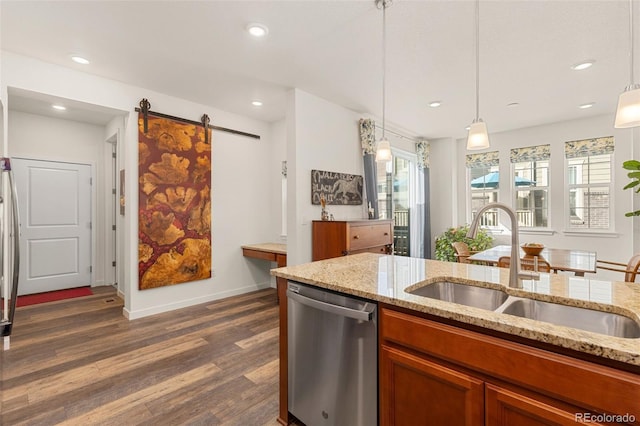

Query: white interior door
left=13, top=158, right=92, bottom=295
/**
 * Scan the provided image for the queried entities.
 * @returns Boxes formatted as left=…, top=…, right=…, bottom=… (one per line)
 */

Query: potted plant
left=623, top=160, right=640, bottom=217
left=435, top=225, right=494, bottom=262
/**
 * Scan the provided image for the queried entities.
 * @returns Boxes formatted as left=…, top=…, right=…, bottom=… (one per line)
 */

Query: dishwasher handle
left=287, top=289, right=374, bottom=322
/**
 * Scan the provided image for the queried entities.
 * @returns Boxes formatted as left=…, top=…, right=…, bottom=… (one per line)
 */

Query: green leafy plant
left=623, top=160, right=640, bottom=217
left=435, top=225, right=494, bottom=262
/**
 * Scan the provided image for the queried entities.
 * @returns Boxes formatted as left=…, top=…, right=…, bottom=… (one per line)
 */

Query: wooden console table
left=241, top=243, right=287, bottom=268
left=241, top=242, right=288, bottom=424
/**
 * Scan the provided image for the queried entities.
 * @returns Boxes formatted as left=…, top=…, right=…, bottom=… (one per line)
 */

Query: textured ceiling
left=1, top=0, right=637, bottom=139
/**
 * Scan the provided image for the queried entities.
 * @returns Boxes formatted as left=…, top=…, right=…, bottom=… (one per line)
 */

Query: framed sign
left=311, top=169, right=363, bottom=205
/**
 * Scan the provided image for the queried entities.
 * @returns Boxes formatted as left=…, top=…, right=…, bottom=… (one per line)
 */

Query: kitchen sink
left=407, top=281, right=640, bottom=338
left=407, top=281, right=509, bottom=311
left=499, top=298, right=640, bottom=339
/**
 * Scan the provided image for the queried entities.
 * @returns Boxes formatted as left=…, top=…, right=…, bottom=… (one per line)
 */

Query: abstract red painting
left=138, top=113, right=211, bottom=290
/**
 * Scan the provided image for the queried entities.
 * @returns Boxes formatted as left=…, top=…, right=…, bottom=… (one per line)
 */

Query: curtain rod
left=373, top=123, right=420, bottom=143
left=134, top=107, right=261, bottom=140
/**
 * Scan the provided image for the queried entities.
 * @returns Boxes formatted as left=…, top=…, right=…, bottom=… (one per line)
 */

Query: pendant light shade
left=615, top=86, right=640, bottom=128
left=467, top=0, right=490, bottom=150
left=614, top=0, right=640, bottom=128
left=467, top=119, right=490, bottom=150
left=375, top=138, right=392, bottom=161
left=376, top=0, right=392, bottom=162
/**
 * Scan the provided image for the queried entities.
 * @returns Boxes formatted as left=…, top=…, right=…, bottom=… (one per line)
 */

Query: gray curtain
left=423, top=167, right=432, bottom=258
left=359, top=119, right=379, bottom=219
left=416, top=140, right=432, bottom=258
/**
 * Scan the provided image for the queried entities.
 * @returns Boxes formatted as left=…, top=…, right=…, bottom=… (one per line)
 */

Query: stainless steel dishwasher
left=287, top=281, right=378, bottom=426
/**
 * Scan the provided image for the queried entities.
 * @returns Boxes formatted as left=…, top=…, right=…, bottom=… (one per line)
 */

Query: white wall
left=8, top=111, right=110, bottom=286
left=270, top=119, right=287, bottom=241
left=428, top=137, right=458, bottom=257
left=430, top=114, right=636, bottom=281
left=1, top=52, right=280, bottom=319
left=0, top=101, right=3, bottom=149
left=632, top=127, right=640, bottom=253
left=287, top=89, right=367, bottom=266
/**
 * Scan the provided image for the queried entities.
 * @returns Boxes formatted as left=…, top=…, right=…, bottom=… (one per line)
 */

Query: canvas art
left=311, top=169, right=363, bottom=205
left=138, top=113, right=212, bottom=290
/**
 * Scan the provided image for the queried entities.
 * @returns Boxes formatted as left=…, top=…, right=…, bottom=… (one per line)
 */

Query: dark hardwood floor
left=1, top=285, right=282, bottom=425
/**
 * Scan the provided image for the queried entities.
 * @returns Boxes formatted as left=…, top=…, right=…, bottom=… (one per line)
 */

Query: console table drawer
left=348, top=223, right=392, bottom=251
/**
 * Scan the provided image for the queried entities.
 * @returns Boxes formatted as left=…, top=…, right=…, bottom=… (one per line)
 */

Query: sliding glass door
left=376, top=149, right=422, bottom=257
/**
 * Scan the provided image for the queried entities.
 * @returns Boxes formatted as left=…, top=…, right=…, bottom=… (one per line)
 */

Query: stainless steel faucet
left=466, top=202, right=538, bottom=288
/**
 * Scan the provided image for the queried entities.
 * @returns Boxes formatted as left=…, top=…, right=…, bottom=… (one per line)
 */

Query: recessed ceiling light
left=251, top=100, right=263, bottom=107
left=429, top=101, right=441, bottom=108
left=571, top=60, right=595, bottom=71
left=507, top=102, right=520, bottom=107
left=464, top=126, right=471, bottom=131
left=52, top=104, right=67, bottom=111
left=579, top=102, right=595, bottom=109
left=247, top=23, right=268, bottom=37
left=70, top=55, right=90, bottom=65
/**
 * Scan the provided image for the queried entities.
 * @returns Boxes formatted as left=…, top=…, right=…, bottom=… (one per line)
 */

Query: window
left=467, top=151, right=499, bottom=227
left=565, top=137, right=614, bottom=230
left=511, top=145, right=550, bottom=228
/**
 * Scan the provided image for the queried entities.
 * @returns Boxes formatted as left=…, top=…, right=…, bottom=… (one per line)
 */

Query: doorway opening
left=6, top=87, right=127, bottom=300
left=376, top=149, right=423, bottom=257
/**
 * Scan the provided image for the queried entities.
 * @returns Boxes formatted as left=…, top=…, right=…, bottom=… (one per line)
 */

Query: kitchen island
left=272, top=253, right=640, bottom=425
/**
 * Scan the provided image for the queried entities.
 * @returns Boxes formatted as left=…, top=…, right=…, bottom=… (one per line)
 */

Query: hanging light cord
left=382, top=0, right=387, bottom=139
left=628, top=0, right=635, bottom=86
left=475, top=0, right=480, bottom=121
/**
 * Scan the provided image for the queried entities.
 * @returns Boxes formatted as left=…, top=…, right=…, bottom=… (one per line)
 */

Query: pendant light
left=467, top=0, right=490, bottom=150
left=375, top=0, right=392, bottom=162
left=614, top=0, right=640, bottom=128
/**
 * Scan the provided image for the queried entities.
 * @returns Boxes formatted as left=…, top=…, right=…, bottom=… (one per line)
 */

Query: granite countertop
left=271, top=253, right=640, bottom=366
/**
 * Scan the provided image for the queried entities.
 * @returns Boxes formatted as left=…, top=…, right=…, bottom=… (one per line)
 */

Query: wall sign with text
left=311, top=169, right=363, bottom=205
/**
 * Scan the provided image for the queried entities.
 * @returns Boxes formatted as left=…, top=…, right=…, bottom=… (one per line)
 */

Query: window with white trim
left=511, top=145, right=550, bottom=228
left=467, top=151, right=499, bottom=227
left=565, top=137, right=614, bottom=230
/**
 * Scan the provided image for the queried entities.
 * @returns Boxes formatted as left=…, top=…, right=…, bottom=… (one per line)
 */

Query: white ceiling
left=1, top=0, right=637, bottom=139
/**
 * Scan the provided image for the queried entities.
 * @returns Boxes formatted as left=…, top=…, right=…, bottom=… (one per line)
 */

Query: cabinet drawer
left=347, top=223, right=392, bottom=251
left=485, top=383, right=607, bottom=426
left=350, top=245, right=391, bottom=255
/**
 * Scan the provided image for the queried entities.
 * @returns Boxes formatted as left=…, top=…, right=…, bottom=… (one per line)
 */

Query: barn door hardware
left=135, top=98, right=260, bottom=140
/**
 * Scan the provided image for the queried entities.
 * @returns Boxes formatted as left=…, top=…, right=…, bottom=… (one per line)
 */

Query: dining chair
left=452, top=242, right=477, bottom=264
left=497, top=256, right=551, bottom=273
left=596, top=254, right=640, bottom=283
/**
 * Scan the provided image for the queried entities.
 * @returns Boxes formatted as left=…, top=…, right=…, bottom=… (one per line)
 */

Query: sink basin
left=500, top=298, right=640, bottom=338
left=408, top=282, right=509, bottom=311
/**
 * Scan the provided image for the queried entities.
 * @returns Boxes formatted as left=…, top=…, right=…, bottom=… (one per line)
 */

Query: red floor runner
left=3, top=287, right=93, bottom=307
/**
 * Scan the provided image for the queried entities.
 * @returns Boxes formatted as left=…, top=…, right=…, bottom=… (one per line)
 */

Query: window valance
left=465, top=151, right=499, bottom=168
left=359, top=118, right=376, bottom=155
left=510, top=144, right=550, bottom=163
left=564, top=136, right=614, bottom=159
left=416, top=140, right=430, bottom=169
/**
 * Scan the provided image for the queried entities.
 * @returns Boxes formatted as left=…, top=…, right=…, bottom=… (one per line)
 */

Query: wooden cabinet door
left=485, top=383, right=607, bottom=426
left=380, top=345, right=484, bottom=426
